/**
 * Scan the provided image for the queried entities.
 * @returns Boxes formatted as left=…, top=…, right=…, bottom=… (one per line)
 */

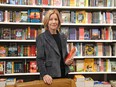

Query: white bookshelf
left=0, top=0, right=116, bottom=82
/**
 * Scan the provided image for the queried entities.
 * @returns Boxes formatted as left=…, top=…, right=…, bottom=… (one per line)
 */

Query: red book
left=65, top=47, right=76, bottom=61
left=30, top=61, right=37, bottom=73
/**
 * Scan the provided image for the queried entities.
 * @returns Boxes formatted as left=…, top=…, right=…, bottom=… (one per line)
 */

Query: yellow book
left=76, top=10, right=86, bottom=24
left=85, top=0, right=88, bottom=7
left=74, top=75, right=85, bottom=82
left=70, top=0, right=76, bottom=6
left=12, top=62, right=14, bottom=73
left=84, top=58, right=94, bottom=72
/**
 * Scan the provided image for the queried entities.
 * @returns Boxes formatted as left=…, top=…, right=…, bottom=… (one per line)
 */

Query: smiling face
left=48, top=13, right=59, bottom=33
left=43, top=9, right=61, bottom=32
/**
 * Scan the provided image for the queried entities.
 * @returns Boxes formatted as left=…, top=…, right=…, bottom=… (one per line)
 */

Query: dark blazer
left=36, top=30, right=69, bottom=78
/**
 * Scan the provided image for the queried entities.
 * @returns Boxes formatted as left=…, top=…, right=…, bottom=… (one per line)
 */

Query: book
left=15, top=29, right=23, bottom=40
left=74, top=75, right=85, bottom=87
left=0, top=78, right=6, bottom=87
left=53, top=0, right=62, bottom=6
left=2, top=28, right=11, bottom=40
left=6, top=61, right=13, bottom=74
left=60, top=10, right=70, bottom=23
left=76, top=10, right=86, bottom=24
left=28, top=9, right=41, bottom=23
left=83, top=43, right=95, bottom=56
left=65, top=47, right=76, bottom=61
left=79, top=27, right=84, bottom=40
left=30, top=61, right=37, bottom=73
left=91, top=29, right=99, bottom=40
left=110, top=60, right=116, bottom=72
left=0, top=61, right=4, bottom=74
left=20, top=11, right=28, bottom=22
left=0, top=11, right=4, bottom=22
left=85, top=77, right=94, bottom=87
left=6, top=78, right=16, bottom=86
left=0, top=46, right=7, bottom=57
left=60, top=27, right=69, bottom=39
left=84, top=58, right=94, bottom=72
left=8, top=43, right=18, bottom=57
left=76, top=59, right=84, bottom=72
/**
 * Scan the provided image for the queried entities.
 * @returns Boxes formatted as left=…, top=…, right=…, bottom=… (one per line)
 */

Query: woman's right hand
left=43, top=74, right=53, bottom=85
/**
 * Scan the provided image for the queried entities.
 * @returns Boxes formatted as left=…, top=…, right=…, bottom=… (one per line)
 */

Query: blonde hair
left=43, top=9, right=62, bottom=30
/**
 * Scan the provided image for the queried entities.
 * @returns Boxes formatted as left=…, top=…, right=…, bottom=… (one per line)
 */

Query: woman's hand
left=43, top=75, right=53, bottom=85
left=65, top=58, right=74, bottom=65
left=65, top=49, right=76, bottom=65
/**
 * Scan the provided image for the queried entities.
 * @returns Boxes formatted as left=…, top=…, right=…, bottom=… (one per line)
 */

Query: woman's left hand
left=65, top=58, right=74, bottom=65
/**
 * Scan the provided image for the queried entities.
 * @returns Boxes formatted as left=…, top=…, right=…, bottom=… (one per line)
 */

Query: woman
left=36, top=9, right=74, bottom=84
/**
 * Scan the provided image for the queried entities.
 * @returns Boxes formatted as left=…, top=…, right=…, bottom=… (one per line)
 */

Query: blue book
left=28, top=9, right=41, bottom=23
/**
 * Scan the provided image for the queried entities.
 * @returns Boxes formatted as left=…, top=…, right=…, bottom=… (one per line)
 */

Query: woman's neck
left=49, top=29, right=57, bottom=34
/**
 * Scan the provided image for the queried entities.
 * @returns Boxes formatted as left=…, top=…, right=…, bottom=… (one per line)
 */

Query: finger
left=43, top=78, right=47, bottom=84
left=47, top=77, right=52, bottom=84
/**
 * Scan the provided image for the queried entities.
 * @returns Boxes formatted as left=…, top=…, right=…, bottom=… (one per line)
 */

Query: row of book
left=0, top=43, right=36, bottom=57
left=60, top=10, right=116, bottom=24
left=74, top=75, right=115, bottom=87
left=0, top=0, right=116, bottom=7
left=60, top=27, right=116, bottom=40
left=0, top=78, right=18, bottom=87
left=0, top=60, right=37, bottom=74
left=0, top=26, right=115, bottom=40
left=0, top=9, right=41, bottom=23
left=67, top=42, right=116, bottom=56
left=1, top=42, right=116, bottom=57
left=71, top=58, right=116, bottom=72
left=0, top=9, right=116, bottom=24
left=0, top=27, right=44, bottom=40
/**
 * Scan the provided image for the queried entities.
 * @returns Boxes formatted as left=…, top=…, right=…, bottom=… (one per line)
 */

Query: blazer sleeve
left=36, top=35, right=47, bottom=78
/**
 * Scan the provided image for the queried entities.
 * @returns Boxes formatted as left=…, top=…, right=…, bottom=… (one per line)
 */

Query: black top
left=52, top=33, right=66, bottom=78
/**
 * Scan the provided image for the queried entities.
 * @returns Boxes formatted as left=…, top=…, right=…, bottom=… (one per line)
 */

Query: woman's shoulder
left=36, top=32, right=45, bottom=40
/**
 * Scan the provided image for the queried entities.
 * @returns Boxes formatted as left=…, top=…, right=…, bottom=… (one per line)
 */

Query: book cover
left=91, top=29, right=100, bottom=40
left=65, top=47, right=76, bottom=61
left=0, top=61, right=4, bottom=74
left=60, top=27, right=69, bottom=39
left=84, top=29, right=90, bottom=40
left=0, top=78, right=6, bottom=87
left=8, top=43, right=18, bottom=57
left=6, top=61, right=13, bottom=74
left=28, top=9, right=41, bottom=23
left=15, top=11, right=21, bottom=22
left=69, top=27, right=76, bottom=40
left=70, top=0, right=76, bottom=6
left=71, top=11, right=76, bottom=23
left=0, top=46, right=7, bottom=57
left=76, top=59, right=84, bottom=72
left=85, top=77, right=94, bottom=87
left=30, top=61, right=37, bottom=73
left=84, top=58, right=94, bottom=72
left=0, top=11, right=4, bottom=22
left=110, top=60, right=116, bottom=72
left=79, top=27, right=84, bottom=40
left=6, top=78, right=16, bottom=85
left=62, top=0, right=69, bottom=6
left=20, top=11, right=28, bottom=22
left=76, top=10, right=86, bottom=24
left=2, top=28, right=11, bottom=40
left=15, top=29, right=23, bottom=40
left=83, top=43, right=95, bottom=56
left=53, top=0, right=62, bottom=6
left=42, top=0, right=48, bottom=5
left=60, top=10, right=70, bottom=23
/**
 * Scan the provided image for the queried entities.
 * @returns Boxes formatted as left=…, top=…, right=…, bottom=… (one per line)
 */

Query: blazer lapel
left=59, top=33, right=66, bottom=59
left=44, top=30, right=60, bottom=56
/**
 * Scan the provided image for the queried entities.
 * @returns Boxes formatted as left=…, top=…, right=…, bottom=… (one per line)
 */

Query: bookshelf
left=0, top=0, right=116, bottom=85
